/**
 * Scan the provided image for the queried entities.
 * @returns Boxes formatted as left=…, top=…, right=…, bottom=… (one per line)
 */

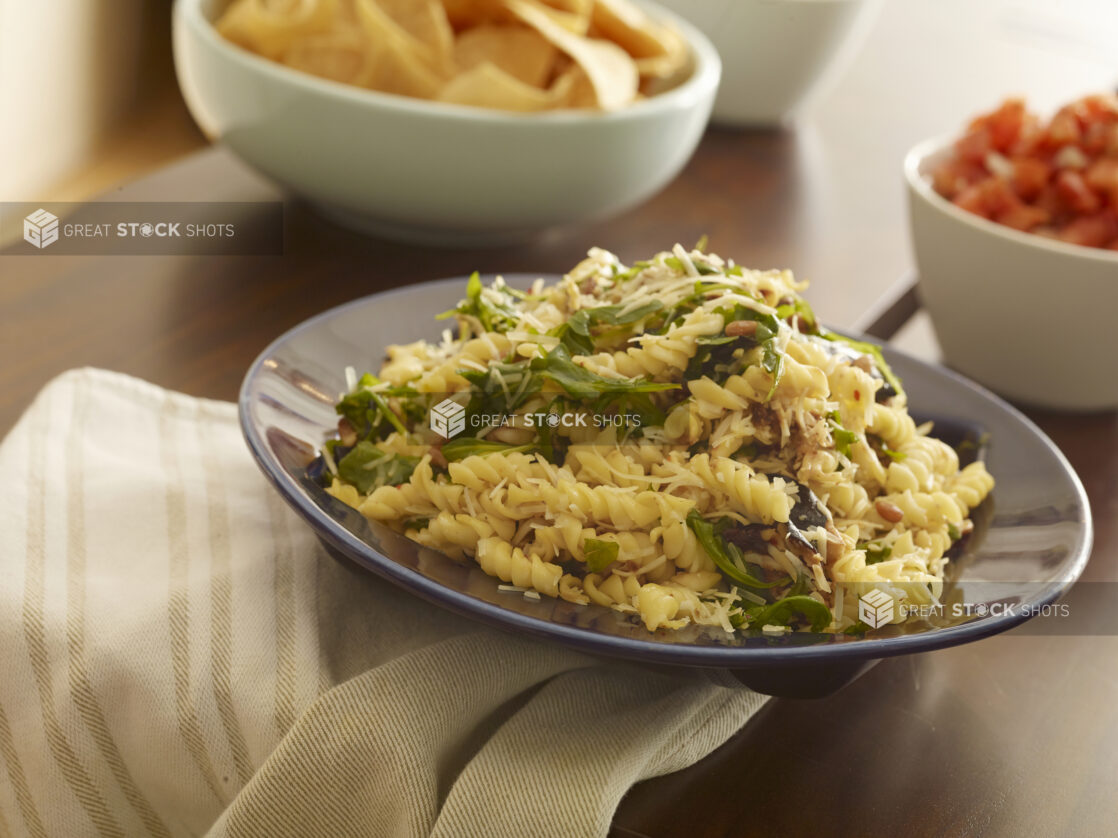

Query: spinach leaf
left=775, top=298, right=819, bottom=333
left=460, top=361, right=542, bottom=417
left=686, top=510, right=784, bottom=589
left=583, top=538, right=619, bottom=573
left=705, top=305, right=785, bottom=398
left=827, top=411, right=858, bottom=458
left=437, top=272, right=519, bottom=333
left=529, top=345, right=678, bottom=401
left=440, top=437, right=535, bottom=461
left=336, top=442, right=419, bottom=493
left=553, top=301, right=664, bottom=355
left=744, top=595, right=832, bottom=632
left=868, top=433, right=907, bottom=462
left=335, top=373, right=417, bottom=441
left=860, top=542, right=892, bottom=564
left=820, top=331, right=904, bottom=401
left=610, top=260, right=652, bottom=282
left=664, top=255, right=719, bottom=275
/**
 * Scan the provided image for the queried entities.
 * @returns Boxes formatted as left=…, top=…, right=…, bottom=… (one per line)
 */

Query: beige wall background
left=0, top=0, right=202, bottom=230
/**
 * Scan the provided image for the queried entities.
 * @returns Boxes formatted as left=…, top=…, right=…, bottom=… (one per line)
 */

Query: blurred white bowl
left=654, top=0, right=880, bottom=126
left=905, top=137, right=1118, bottom=411
left=172, top=0, right=720, bottom=245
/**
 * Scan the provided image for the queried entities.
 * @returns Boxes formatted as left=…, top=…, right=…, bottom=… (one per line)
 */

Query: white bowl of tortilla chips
left=173, top=0, right=720, bottom=244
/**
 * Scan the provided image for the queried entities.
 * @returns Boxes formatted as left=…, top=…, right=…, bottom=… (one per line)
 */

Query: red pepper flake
left=854, top=389, right=861, bottom=401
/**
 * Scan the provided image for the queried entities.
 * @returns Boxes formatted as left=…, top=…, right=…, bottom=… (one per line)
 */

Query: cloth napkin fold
left=0, top=369, right=767, bottom=838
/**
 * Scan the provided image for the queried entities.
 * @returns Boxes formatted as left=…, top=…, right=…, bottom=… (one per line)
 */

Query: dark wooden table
left=4, top=5, right=1118, bottom=828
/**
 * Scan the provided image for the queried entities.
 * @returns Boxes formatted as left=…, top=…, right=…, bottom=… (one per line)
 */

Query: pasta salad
left=322, top=246, right=994, bottom=635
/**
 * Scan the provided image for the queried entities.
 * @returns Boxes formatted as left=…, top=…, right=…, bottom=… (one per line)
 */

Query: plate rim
left=239, top=275, right=1094, bottom=668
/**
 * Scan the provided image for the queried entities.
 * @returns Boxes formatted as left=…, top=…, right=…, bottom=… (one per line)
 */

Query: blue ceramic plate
left=239, top=276, right=1092, bottom=697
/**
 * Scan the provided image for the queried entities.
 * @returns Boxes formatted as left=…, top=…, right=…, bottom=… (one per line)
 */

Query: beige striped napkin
left=0, top=368, right=767, bottom=838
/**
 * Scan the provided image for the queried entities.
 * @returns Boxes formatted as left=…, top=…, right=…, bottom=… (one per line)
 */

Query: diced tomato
left=953, top=177, right=1017, bottom=219
left=932, top=158, right=986, bottom=199
left=1083, top=121, right=1111, bottom=154
left=1055, top=211, right=1118, bottom=248
left=1077, top=94, right=1118, bottom=124
left=994, top=203, right=1050, bottom=232
left=985, top=98, right=1027, bottom=151
left=1085, top=158, right=1118, bottom=208
left=1008, top=118, right=1042, bottom=156
left=931, top=95, right=1118, bottom=251
left=1034, top=183, right=1070, bottom=220
left=954, top=129, right=991, bottom=163
left=1055, top=170, right=1102, bottom=214
left=1010, top=156, right=1050, bottom=200
left=1045, top=109, right=1082, bottom=147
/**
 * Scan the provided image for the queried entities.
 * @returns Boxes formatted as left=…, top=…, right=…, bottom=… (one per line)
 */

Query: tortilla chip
left=441, top=0, right=505, bottom=29
left=590, top=0, right=673, bottom=59
left=217, top=0, right=687, bottom=113
left=355, top=0, right=448, bottom=98
left=217, top=0, right=338, bottom=60
left=539, top=0, right=591, bottom=15
left=437, top=61, right=557, bottom=111
left=281, top=15, right=373, bottom=85
left=375, top=0, right=455, bottom=73
left=504, top=0, right=637, bottom=109
left=453, top=24, right=559, bottom=88
left=548, top=64, right=597, bottom=109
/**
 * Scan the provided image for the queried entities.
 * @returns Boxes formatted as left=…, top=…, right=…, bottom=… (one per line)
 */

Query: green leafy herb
left=664, top=255, right=719, bottom=275
left=775, top=298, right=819, bottom=333
left=820, top=331, right=904, bottom=400
left=553, top=301, right=664, bottom=355
left=947, top=522, right=961, bottom=541
left=732, top=441, right=759, bottom=460
left=686, top=510, right=784, bottom=589
left=611, top=260, right=652, bottom=282
left=684, top=305, right=784, bottom=392
left=529, top=345, right=678, bottom=401
left=717, top=306, right=785, bottom=399
left=827, top=411, right=858, bottom=458
left=583, top=538, right=619, bottom=573
left=615, top=391, right=667, bottom=430
left=786, top=573, right=811, bottom=597
left=437, top=272, right=519, bottom=333
left=336, top=442, right=419, bottom=493
left=403, top=517, right=430, bottom=531
left=868, top=433, right=906, bottom=462
left=860, top=542, right=892, bottom=564
left=460, top=361, right=541, bottom=417
left=743, top=595, right=832, bottom=632
left=440, top=437, right=535, bottom=461
left=335, top=373, right=419, bottom=442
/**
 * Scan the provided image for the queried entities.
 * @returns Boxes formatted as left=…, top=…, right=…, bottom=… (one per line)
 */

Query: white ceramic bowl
left=653, top=0, right=880, bottom=126
left=172, top=0, right=720, bottom=245
left=905, top=136, right=1118, bottom=411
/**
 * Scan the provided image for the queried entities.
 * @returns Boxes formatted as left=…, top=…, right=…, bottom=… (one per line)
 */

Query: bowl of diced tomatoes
left=905, top=94, right=1118, bottom=411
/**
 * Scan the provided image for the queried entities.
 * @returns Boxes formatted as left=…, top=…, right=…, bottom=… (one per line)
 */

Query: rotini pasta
left=320, top=246, right=995, bottom=635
